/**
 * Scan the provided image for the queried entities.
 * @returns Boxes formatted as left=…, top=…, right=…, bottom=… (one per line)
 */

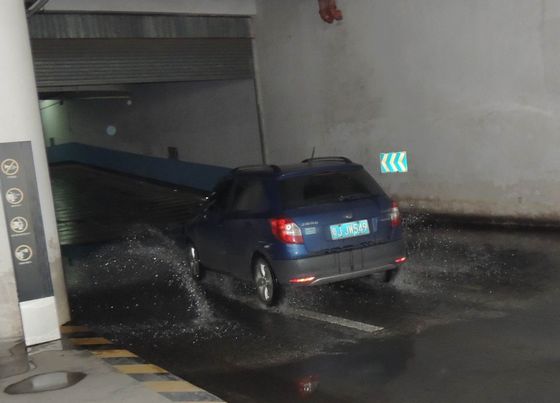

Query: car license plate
left=330, top=219, right=370, bottom=240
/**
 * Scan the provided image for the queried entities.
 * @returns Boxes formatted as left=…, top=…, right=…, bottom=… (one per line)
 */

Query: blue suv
left=185, top=157, right=407, bottom=306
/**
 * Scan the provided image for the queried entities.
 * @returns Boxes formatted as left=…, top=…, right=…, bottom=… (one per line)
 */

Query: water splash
left=68, top=225, right=216, bottom=329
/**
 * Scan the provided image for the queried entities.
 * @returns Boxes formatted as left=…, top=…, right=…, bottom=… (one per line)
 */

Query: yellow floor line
left=144, top=380, right=201, bottom=392
left=64, top=325, right=223, bottom=401
left=92, top=349, right=138, bottom=358
left=113, top=364, right=168, bottom=374
left=60, top=325, right=90, bottom=334
left=70, top=337, right=112, bottom=345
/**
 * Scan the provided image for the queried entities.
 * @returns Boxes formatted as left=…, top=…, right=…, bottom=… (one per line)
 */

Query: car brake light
left=390, top=201, right=401, bottom=227
left=269, top=217, right=304, bottom=244
left=395, top=257, right=407, bottom=264
left=289, top=276, right=316, bottom=284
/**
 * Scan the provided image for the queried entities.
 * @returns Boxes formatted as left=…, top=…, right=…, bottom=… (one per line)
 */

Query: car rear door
left=195, top=178, right=233, bottom=271
left=223, top=176, right=271, bottom=280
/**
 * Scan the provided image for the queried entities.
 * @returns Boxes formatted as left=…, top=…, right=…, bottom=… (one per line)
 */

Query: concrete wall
left=44, top=0, right=257, bottom=15
left=47, top=144, right=230, bottom=191
left=41, top=80, right=262, bottom=171
left=255, top=0, right=560, bottom=220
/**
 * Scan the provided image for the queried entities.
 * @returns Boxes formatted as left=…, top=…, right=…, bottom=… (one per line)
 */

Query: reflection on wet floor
left=53, top=165, right=560, bottom=402
left=4, top=371, right=86, bottom=394
left=60, top=221, right=560, bottom=402
left=0, top=342, right=29, bottom=380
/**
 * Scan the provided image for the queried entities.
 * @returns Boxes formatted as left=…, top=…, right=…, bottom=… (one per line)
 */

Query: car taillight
left=390, top=201, right=401, bottom=227
left=269, top=217, right=304, bottom=244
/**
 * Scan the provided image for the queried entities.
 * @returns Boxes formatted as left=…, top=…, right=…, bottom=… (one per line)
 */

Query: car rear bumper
left=272, top=239, right=406, bottom=286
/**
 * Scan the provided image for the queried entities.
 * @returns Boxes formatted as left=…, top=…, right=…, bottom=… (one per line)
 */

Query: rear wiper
left=337, top=193, right=372, bottom=202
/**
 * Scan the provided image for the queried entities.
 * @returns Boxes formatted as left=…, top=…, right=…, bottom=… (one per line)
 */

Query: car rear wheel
left=186, top=242, right=202, bottom=280
left=253, top=258, right=280, bottom=306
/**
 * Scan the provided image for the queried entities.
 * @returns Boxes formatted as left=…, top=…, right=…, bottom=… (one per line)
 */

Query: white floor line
left=282, top=308, right=384, bottom=333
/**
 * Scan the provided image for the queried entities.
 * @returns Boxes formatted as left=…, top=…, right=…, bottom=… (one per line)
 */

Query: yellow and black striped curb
left=61, top=324, right=225, bottom=403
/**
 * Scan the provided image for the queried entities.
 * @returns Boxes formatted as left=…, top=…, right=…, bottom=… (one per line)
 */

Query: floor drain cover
left=4, top=371, right=86, bottom=394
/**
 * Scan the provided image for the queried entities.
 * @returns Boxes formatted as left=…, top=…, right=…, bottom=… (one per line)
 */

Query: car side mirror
left=205, top=199, right=226, bottom=218
left=201, top=192, right=215, bottom=202
left=197, top=192, right=215, bottom=207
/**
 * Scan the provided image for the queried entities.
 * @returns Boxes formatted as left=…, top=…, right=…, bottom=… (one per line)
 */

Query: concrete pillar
left=0, top=1, right=70, bottom=345
left=0, top=202, right=23, bottom=343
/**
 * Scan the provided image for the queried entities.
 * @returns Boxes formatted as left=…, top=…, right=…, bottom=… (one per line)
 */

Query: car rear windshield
left=280, top=169, right=385, bottom=209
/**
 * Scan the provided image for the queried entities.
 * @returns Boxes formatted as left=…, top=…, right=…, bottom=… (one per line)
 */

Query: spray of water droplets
left=67, top=225, right=231, bottom=340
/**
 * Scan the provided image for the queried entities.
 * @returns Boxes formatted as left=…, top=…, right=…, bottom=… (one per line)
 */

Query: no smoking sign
left=1, top=158, right=19, bottom=176
left=0, top=141, right=54, bottom=302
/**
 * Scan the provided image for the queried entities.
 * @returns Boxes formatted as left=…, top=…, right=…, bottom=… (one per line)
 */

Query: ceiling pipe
left=318, top=0, right=343, bottom=24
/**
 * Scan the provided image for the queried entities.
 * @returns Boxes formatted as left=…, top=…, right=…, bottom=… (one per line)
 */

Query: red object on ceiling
left=318, top=0, right=343, bottom=23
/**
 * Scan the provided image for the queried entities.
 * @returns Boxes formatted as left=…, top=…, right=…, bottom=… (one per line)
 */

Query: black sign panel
left=0, top=141, right=53, bottom=301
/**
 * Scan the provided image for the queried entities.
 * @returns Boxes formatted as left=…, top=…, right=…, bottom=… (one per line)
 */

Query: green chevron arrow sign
left=380, top=151, right=408, bottom=173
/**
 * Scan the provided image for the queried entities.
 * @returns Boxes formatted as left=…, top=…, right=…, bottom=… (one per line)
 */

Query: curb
left=61, top=324, right=225, bottom=403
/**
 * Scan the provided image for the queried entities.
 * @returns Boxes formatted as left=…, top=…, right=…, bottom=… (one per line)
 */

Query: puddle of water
left=4, top=371, right=86, bottom=394
left=0, top=342, right=29, bottom=380
left=27, top=340, right=64, bottom=356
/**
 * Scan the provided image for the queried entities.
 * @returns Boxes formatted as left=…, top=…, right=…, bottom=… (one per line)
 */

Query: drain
left=4, top=371, right=86, bottom=394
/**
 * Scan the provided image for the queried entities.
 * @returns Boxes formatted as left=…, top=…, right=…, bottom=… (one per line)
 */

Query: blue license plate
left=330, top=219, right=370, bottom=240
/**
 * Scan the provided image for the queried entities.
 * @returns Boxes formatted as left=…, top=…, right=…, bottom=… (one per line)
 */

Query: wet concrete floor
left=4, top=371, right=87, bottom=395
left=0, top=342, right=29, bottom=380
left=54, top=166, right=560, bottom=402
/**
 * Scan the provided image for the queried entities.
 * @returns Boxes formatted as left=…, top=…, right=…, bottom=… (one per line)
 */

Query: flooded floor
left=54, top=165, right=560, bottom=403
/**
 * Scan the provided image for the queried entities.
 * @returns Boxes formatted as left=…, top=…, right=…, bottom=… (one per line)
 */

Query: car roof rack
left=301, top=156, right=353, bottom=164
left=232, top=164, right=282, bottom=174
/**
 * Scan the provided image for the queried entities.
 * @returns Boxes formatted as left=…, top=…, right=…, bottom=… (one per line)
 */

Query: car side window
left=230, top=178, right=269, bottom=213
left=213, top=178, right=234, bottom=210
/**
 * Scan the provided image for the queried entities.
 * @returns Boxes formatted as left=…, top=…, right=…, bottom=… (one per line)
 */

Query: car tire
left=384, top=268, right=400, bottom=283
left=253, top=257, right=281, bottom=307
left=186, top=242, right=203, bottom=281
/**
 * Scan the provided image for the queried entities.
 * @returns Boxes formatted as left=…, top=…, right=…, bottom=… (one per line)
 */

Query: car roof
left=231, top=157, right=363, bottom=179
left=276, top=161, right=362, bottom=178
